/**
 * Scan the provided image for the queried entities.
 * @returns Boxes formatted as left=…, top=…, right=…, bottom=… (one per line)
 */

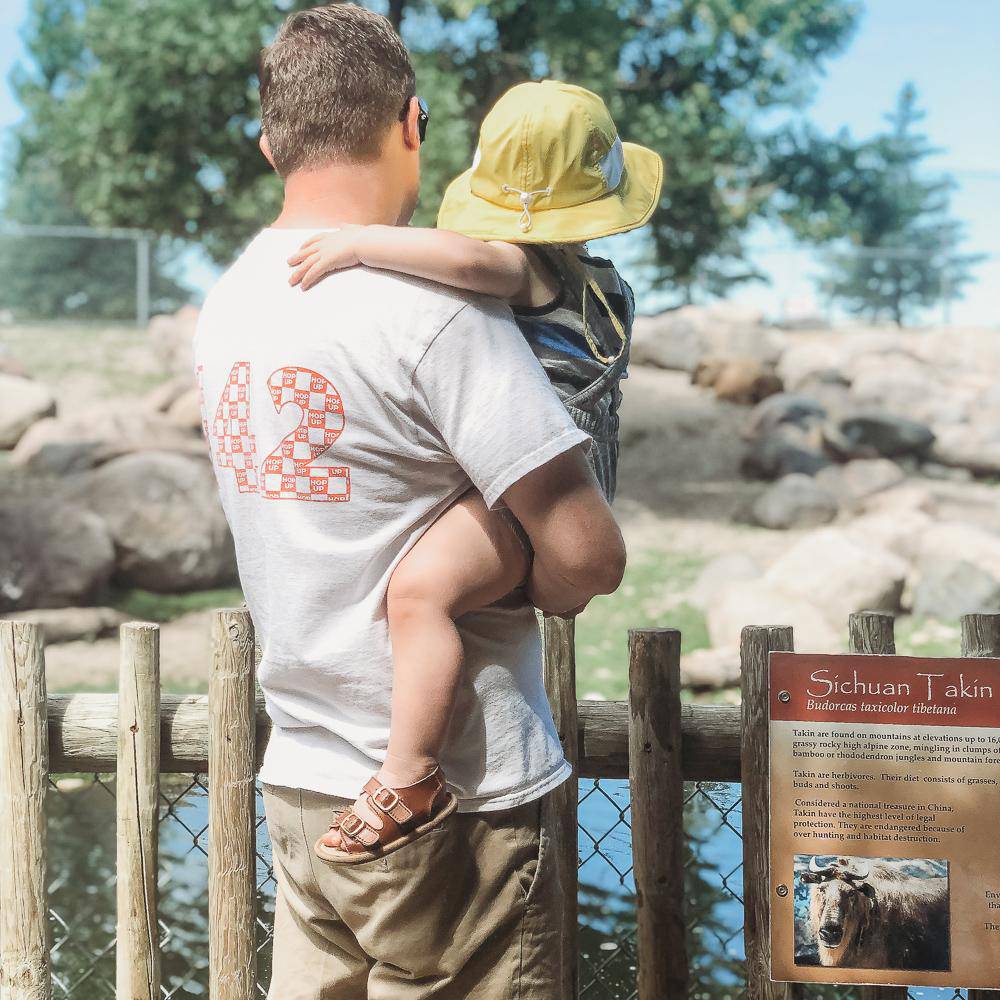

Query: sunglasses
left=400, top=95, right=430, bottom=144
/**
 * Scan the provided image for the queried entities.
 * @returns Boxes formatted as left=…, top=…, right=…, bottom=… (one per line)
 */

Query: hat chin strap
left=500, top=183, right=552, bottom=232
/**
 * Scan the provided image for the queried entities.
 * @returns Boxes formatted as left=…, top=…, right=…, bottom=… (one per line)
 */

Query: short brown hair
left=259, top=4, right=415, bottom=175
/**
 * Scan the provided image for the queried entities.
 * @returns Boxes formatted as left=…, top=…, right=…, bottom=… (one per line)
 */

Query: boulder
left=145, top=374, right=196, bottom=413
left=815, top=459, right=906, bottom=510
left=2, top=606, right=128, bottom=643
left=906, top=523, right=1000, bottom=620
left=631, top=313, right=703, bottom=371
left=11, top=403, right=204, bottom=475
left=741, top=423, right=831, bottom=480
left=629, top=303, right=783, bottom=373
left=694, top=357, right=783, bottom=405
left=823, top=413, right=935, bottom=461
left=846, top=508, right=933, bottom=563
left=744, top=394, right=827, bottom=441
left=681, top=646, right=740, bottom=689
left=148, top=304, right=200, bottom=374
left=910, top=562, right=1000, bottom=621
left=776, top=341, right=849, bottom=391
left=0, top=499, right=115, bottom=612
left=166, top=387, right=204, bottom=432
left=689, top=552, right=762, bottom=611
left=930, top=425, right=1000, bottom=477
left=69, top=451, right=237, bottom=592
left=750, top=474, right=839, bottom=530
left=0, top=374, right=56, bottom=449
left=707, top=579, right=840, bottom=652
left=762, top=528, right=908, bottom=628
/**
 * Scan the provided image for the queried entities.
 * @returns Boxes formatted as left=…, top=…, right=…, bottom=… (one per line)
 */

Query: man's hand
left=288, top=226, right=364, bottom=289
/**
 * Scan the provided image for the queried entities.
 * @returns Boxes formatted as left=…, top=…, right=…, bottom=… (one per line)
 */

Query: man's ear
left=401, top=96, right=421, bottom=152
left=259, top=133, right=276, bottom=170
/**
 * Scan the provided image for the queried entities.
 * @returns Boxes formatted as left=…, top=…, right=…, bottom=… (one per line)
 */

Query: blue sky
left=1, top=0, right=998, bottom=324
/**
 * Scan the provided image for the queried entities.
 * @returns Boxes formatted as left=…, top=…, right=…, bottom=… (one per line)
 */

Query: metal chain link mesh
left=43, top=773, right=966, bottom=999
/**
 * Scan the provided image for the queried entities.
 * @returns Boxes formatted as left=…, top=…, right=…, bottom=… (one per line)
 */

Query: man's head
left=259, top=4, right=422, bottom=222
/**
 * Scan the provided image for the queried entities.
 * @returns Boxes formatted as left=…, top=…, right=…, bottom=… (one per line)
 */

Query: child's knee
left=387, top=557, right=443, bottom=614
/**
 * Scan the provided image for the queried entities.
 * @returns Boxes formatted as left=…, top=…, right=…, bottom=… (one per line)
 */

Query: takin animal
left=802, top=857, right=950, bottom=970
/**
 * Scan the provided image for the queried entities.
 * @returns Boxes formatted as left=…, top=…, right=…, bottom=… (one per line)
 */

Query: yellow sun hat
left=437, top=79, right=663, bottom=244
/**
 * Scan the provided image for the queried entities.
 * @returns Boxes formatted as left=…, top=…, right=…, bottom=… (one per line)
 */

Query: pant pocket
left=512, top=798, right=545, bottom=904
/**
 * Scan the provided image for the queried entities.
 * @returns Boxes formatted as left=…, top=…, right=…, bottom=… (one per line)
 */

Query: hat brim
left=436, top=141, right=663, bottom=244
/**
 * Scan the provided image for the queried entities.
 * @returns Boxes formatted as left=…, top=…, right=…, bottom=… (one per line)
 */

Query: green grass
left=109, top=586, right=245, bottom=624
left=573, top=549, right=709, bottom=700
left=894, top=615, right=963, bottom=658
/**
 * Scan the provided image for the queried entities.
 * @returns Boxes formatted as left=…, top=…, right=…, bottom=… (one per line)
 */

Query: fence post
left=628, top=628, right=687, bottom=1000
left=209, top=609, right=257, bottom=1000
left=116, top=623, right=162, bottom=1000
left=543, top=615, right=578, bottom=1000
left=0, top=622, right=51, bottom=1000
left=741, top=624, right=795, bottom=1000
left=962, top=612, right=1000, bottom=1000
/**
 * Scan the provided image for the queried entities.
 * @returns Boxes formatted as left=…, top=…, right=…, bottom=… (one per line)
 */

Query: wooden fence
left=1, top=607, right=996, bottom=999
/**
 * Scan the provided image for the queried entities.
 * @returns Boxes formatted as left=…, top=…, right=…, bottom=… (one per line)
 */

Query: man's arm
left=501, top=446, right=626, bottom=616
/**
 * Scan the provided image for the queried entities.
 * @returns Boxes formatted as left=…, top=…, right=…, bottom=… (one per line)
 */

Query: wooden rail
left=1, top=608, right=997, bottom=1000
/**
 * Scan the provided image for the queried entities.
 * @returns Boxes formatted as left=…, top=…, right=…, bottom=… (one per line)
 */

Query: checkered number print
left=208, top=361, right=260, bottom=494
left=261, top=366, right=351, bottom=502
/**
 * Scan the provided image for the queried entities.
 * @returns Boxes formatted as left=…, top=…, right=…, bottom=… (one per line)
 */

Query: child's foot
left=315, top=765, right=458, bottom=863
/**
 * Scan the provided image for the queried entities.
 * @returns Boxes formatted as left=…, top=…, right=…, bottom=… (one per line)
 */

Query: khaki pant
left=262, top=784, right=565, bottom=999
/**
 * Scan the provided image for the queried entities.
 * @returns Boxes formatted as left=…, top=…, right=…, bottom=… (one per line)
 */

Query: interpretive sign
left=769, top=652, right=1000, bottom=988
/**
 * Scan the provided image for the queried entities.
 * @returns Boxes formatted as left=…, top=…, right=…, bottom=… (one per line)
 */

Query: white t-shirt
left=193, top=228, right=590, bottom=811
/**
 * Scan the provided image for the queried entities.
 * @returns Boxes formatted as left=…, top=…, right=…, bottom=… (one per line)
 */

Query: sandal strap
left=363, top=779, right=414, bottom=825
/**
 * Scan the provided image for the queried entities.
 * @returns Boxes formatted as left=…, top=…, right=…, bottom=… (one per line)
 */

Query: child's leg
left=320, top=492, right=529, bottom=850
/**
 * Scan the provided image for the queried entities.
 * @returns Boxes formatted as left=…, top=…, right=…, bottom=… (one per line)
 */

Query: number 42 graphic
left=197, top=361, right=351, bottom=503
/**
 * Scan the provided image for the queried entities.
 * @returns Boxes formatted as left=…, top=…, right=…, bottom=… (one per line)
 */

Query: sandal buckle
left=340, top=812, right=365, bottom=837
left=373, top=786, right=400, bottom=813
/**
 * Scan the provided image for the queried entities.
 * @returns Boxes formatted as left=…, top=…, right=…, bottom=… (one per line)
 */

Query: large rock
left=762, top=528, right=908, bottom=629
left=11, top=403, right=204, bottom=475
left=166, top=387, right=204, bottom=432
left=2, top=606, right=128, bottom=643
left=847, top=508, right=935, bottom=563
left=906, top=523, right=1000, bottom=620
left=930, top=425, right=1000, bottom=477
left=750, top=474, right=838, bottom=530
left=815, top=459, right=906, bottom=510
left=910, top=562, right=1000, bottom=621
left=777, top=341, right=849, bottom=391
left=630, top=303, right=784, bottom=373
left=69, top=451, right=236, bottom=592
left=693, top=356, right=783, bottom=405
left=0, top=374, right=56, bottom=448
left=681, top=646, right=740, bottom=689
left=741, top=423, right=830, bottom=480
left=744, top=393, right=827, bottom=440
left=707, top=579, right=840, bottom=652
left=149, top=304, right=200, bottom=374
left=823, top=413, right=935, bottom=461
left=0, top=499, right=115, bottom=612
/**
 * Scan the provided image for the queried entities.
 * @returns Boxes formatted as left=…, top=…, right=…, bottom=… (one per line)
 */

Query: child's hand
left=287, top=226, right=364, bottom=289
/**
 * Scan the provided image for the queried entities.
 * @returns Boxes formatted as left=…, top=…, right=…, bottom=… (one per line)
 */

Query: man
left=194, top=5, right=626, bottom=997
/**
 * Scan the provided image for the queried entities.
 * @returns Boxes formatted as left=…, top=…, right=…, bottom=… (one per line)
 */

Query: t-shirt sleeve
left=413, top=297, right=591, bottom=509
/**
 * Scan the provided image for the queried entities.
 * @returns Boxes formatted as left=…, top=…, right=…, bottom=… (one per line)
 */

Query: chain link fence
left=42, top=772, right=967, bottom=1000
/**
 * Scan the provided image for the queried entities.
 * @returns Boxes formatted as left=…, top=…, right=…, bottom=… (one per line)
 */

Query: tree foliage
left=769, top=83, right=981, bottom=325
left=9, top=0, right=862, bottom=302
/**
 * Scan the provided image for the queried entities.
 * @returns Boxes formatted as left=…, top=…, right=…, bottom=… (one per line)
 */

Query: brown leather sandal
left=313, top=766, right=459, bottom=865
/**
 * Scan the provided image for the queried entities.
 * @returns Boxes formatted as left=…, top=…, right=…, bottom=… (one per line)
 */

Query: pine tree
left=773, top=84, right=981, bottom=326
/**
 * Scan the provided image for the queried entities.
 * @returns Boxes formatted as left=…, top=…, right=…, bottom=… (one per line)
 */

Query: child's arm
left=287, top=224, right=557, bottom=306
